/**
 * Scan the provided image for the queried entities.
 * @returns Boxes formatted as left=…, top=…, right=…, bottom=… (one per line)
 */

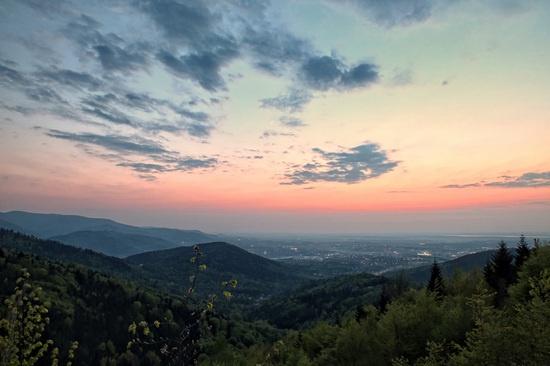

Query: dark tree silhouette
left=355, top=304, right=367, bottom=322
left=515, top=235, right=531, bottom=269
left=484, top=241, right=515, bottom=307
left=427, top=260, right=445, bottom=298
left=377, top=284, right=391, bottom=313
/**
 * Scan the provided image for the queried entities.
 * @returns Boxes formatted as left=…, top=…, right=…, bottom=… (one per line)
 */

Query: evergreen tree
left=355, top=304, right=368, bottom=322
left=377, top=284, right=391, bottom=313
left=484, top=241, right=515, bottom=307
left=427, top=260, right=445, bottom=298
left=515, top=235, right=531, bottom=269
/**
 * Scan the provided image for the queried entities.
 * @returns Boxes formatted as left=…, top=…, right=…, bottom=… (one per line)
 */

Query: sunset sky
left=1, top=0, right=549, bottom=233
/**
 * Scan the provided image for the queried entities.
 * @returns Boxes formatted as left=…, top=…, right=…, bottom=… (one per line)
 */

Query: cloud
left=0, top=63, right=69, bottom=107
left=486, top=172, right=550, bottom=188
left=81, top=92, right=214, bottom=138
left=80, top=98, right=134, bottom=126
left=390, top=68, right=413, bottom=86
left=93, top=43, right=150, bottom=73
left=137, top=0, right=242, bottom=91
left=135, top=1, right=380, bottom=97
left=0, top=64, right=28, bottom=86
left=46, top=130, right=168, bottom=155
left=45, top=129, right=218, bottom=177
left=24, top=85, right=67, bottom=105
left=333, top=0, right=534, bottom=28
left=260, top=89, right=312, bottom=113
left=0, top=102, right=34, bottom=116
left=333, top=0, right=433, bottom=27
left=283, top=142, right=399, bottom=185
left=135, top=0, right=224, bottom=48
left=261, top=130, right=296, bottom=139
left=20, top=0, right=71, bottom=17
left=300, top=56, right=379, bottom=91
left=440, top=183, right=482, bottom=189
left=279, top=116, right=306, bottom=128
left=156, top=46, right=239, bottom=91
left=35, top=68, right=103, bottom=91
left=442, top=172, right=550, bottom=189
left=64, top=15, right=151, bottom=74
left=242, top=26, right=312, bottom=75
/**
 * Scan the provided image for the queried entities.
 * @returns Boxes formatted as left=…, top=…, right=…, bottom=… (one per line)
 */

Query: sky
left=0, top=0, right=549, bottom=234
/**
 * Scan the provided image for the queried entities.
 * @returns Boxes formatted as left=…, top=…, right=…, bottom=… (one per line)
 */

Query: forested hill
left=250, top=272, right=387, bottom=329
left=0, top=245, right=196, bottom=364
left=387, top=250, right=496, bottom=283
left=0, top=229, right=133, bottom=275
left=126, top=242, right=307, bottom=300
left=1, top=227, right=549, bottom=365
left=0, top=230, right=308, bottom=301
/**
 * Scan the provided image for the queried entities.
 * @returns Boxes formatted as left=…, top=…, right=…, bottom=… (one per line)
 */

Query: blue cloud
left=284, top=143, right=399, bottom=185
left=279, top=116, right=306, bottom=128
left=334, top=0, right=433, bottom=27
left=46, top=129, right=219, bottom=177
left=260, top=89, right=312, bottom=113
left=156, top=46, right=239, bottom=92
left=301, top=56, right=379, bottom=91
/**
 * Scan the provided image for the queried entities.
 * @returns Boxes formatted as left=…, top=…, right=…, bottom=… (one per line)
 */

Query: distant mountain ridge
left=50, top=230, right=177, bottom=257
left=0, top=211, right=217, bottom=257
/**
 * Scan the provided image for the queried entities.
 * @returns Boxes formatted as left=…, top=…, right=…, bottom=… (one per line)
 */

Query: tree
left=483, top=241, right=515, bottom=307
left=377, top=284, right=391, bottom=313
left=427, top=260, right=445, bottom=298
left=515, top=235, right=530, bottom=269
left=0, top=269, right=77, bottom=366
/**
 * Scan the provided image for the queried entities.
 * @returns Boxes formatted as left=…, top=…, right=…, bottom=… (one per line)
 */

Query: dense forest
left=1, top=230, right=549, bottom=365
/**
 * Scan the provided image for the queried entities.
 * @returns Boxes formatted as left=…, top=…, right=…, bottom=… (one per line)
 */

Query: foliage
left=515, top=234, right=531, bottom=269
left=0, top=229, right=307, bottom=306
left=251, top=273, right=386, bottom=329
left=202, top=239, right=550, bottom=365
left=0, top=268, right=77, bottom=366
left=483, top=241, right=516, bottom=307
left=426, top=261, right=445, bottom=298
left=2, top=231, right=549, bottom=365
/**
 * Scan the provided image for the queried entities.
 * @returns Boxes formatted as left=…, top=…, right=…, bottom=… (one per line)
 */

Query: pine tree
left=484, top=241, right=515, bottom=307
left=427, top=260, right=445, bottom=298
left=377, top=284, right=391, bottom=313
left=355, top=304, right=368, bottom=322
left=515, top=235, right=531, bottom=269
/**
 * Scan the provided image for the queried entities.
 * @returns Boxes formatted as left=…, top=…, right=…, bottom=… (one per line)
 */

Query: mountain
left=250, top=272, right=387, bottom=329
left=0, top=229, right=133, bottom=275
left=50, top=230, right=177, bottom=258
left=0, top=218, right=25, bottom=232
left=126, top=242, right=307, bottom=301
left=0, top=229, right=306, bottom=302
left=387, top=250, right=496, bottom=283
left=0, top=211, right=217, bottom=255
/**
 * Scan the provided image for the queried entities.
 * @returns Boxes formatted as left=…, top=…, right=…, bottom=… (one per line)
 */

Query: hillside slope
left=250, top=272, right=387, bottom=329
left=0, top=229, right=133, bottom=274
left=0, top=230, right=307, bottom=302
left=126, top=242, right=307, bottom=300
left=50, top=230, right=177, bottom=257
left=387, top=250, right=495, bottom=283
